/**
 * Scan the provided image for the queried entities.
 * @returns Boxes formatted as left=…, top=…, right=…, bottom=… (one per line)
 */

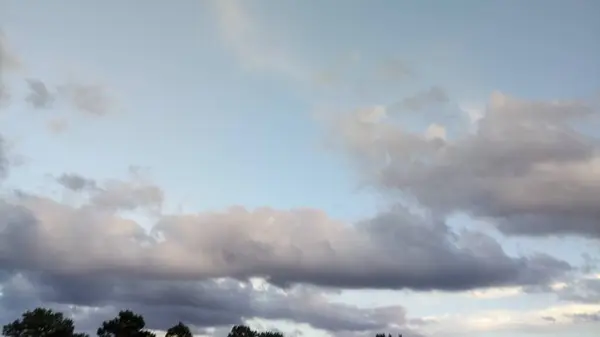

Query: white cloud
left=423, top=303, right=600, bottom=335
left=467, top=286, right=523, bottom=300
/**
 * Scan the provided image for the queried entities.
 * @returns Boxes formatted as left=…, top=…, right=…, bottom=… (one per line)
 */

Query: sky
left=0, top=0, right=599, bottom=336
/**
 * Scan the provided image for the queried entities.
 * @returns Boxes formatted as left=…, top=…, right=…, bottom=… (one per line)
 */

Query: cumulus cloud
left=0, top=172, right=570, bottom=293
left=329, top=91, right=600, bottom=239
left=0, top=157, right=574, bottom=335
left=0, top=179, right=426, bottom=334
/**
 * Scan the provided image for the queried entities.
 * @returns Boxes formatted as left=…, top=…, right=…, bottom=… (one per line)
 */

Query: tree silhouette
left=227, top=325, right=284, bottom=337
left=257, top=332, right=284, bottom=337
left=96, top=310, right=156, bottom=337
left=1, top=307, right=89, bottom=337
left=3, top=307, right=405, bottom=337
left=228, top=325, right=257, bottom=337
left=165, top=322, right=192, bottom=337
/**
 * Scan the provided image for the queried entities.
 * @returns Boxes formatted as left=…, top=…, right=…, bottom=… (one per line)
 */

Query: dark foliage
left=2, top=308, right=89, bottom=337
left=2, top=307, right=402, bottom=337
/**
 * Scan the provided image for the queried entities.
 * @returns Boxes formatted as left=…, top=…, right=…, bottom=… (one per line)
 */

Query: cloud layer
left=330, top=91, right=600, bottom=239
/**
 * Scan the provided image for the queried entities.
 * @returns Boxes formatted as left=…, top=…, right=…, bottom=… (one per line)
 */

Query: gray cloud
left=566, top=311, right=600, bottom=323
left=556, top=278, right=600, bottom=303
left=0, top=169, right=570, bottom=335
left=25, top=78, right=55, bottom=109
left=55, top=171, right=163, bottom=212
left=0, top=33, right=115, bottom=119
left=0, top=271, right=419, bottom=335
left=56, top=173, right=98, bottom=191
left=330, top=91, right=600, bottom=239
left=0, top=173, right=569, bottom=293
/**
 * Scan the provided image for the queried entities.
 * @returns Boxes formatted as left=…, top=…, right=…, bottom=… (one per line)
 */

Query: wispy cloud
left=212, top=0, right=309, bottom=82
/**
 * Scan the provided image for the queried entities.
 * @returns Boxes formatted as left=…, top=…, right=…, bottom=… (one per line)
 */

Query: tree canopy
left=2, top=307, right=401, bottom=337
left=2, top=308, right=89, bottom=337
left=97, top=310, right=155, bottom=337
left=165, top=322, right=193, bottom=337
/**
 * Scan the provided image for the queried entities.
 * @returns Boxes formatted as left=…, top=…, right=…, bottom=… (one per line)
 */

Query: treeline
left=1, top=307, right=402, bottom=336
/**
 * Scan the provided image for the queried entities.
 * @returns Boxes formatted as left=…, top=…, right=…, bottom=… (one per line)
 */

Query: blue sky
left=0, top=1, right=599, bottom=337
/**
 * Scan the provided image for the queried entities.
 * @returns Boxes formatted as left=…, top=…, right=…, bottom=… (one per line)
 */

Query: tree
left=96, top=310, right=155, bottom=337
left=257, top=332, right=284, bottom=337
left=228, top=325, right=257, bottom=337
left=2, top=307, right=89, bottom=337
left=227, top=325, right=284, bottom=337
left=165, top=322, right=192, bottom=337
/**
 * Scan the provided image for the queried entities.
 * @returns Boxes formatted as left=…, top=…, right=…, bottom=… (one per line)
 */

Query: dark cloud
left=56, top=173, right=97, bottom=191
left=0, top=271, right=417, bottom=335
left=25, top=79, right=55, bottom=109
left=330, top=91, right=600, bottom=239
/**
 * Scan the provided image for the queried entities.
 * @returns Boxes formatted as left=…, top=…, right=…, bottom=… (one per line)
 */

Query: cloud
left=391, top=87, right=449, bottom=112
left=373, top=58, right=415, bottom=83
left=212, top=0, right=308, bottom=81
left=0, top=171, right=570, bottom=296
left=0, top=273, right=421, bottom=334
left=555, top=275, right=600, bottom=304
left=0, top=32, right=115, bottom=118
left=420, top=303, right=600, bottom=335
left=0, top=32, right=21, bottom=73
left=57, top=82, right=115, bottom=116
left=329, top=91, right=600, bottom=239
left=56, top=173, right=97, bottom=191
left=25, top=78, right=55, bottom=109
left=566, top=311, right=600, bottom=323
left=55, top=171, right=163, bottom=212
